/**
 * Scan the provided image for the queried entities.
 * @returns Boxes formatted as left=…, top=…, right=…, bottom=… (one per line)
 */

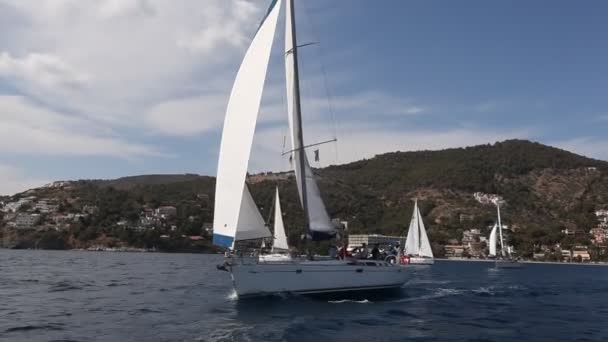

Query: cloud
left=145, top=95, right=226, bottom=136
left=248, top=121, right=533, bottom=172
left=0, top=0, right=266, bottom=125
left=0, top=164, right=48, bottom=196
left=0, top=95, right=164, bottom=158
left=553, top=137, right=608, bottom=161
left=98, top=0, right=156, bottom=19
left=0, top=52, right=90, bottom=90
left=176, top=0, right=258, bottom=53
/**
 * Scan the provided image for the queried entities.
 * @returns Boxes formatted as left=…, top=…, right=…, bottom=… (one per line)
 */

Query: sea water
left=1, top=250, right=607, bottom=341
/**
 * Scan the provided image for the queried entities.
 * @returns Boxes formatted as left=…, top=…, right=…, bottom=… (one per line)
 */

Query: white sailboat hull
left=228, top=258, right=409, bottom=298
left=495, top=259, right=522, bottom=269
left=408, top=256, right=435, bottom=265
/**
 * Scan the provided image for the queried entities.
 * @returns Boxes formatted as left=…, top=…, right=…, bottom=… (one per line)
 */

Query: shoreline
left=438, top=257, right=608, bottom=266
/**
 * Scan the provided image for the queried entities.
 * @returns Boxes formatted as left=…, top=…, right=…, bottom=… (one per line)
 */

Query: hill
left=2, top=139, right=607, bottom=259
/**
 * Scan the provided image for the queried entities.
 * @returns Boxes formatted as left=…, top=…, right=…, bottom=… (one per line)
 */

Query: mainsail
left=212, top=0, right=282, bottom=248
left=404, top=200, right=434, bottom=258
left=284, top=0, right=335, bottom=240
left=272, top=187, right=290, bottom=251
left=489, top=224, right=497, bottom=257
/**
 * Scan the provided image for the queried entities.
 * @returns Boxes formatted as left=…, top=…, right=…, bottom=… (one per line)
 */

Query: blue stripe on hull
left=213, top=234, right=234, bottom=248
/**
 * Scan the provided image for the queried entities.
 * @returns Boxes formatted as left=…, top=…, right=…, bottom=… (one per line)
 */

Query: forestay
left=212, top=0, right=282, bottom=248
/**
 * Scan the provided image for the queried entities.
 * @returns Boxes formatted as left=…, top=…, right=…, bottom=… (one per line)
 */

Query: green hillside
left=2, top=140, right=607, bottom=258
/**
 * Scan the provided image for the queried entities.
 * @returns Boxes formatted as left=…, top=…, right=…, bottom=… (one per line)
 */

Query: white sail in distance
left=272, top=188, right=289, bottom=251
left=404, top=200, right=433, bottom=258
left=212, top=0, right=282, bottom=248
left=284, top=0, right=334, bottom=237
left=489, top=224, right=497, bottom=257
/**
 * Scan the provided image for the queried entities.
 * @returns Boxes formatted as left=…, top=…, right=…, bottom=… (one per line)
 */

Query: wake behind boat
left=212, top=0, right=409, bottom=298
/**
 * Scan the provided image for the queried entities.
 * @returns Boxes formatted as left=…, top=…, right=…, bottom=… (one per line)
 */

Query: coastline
left=438, top=257, right=608, bottom=266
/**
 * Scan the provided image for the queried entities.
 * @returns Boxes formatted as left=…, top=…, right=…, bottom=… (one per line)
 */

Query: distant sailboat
left=488, top=224, right=497, bottom=257
left=403, top=200, right=434, bottom=265
left=213, top=0, right=409, bottom=298
left=490, top=201, right=521, bottom=268
left=259, top=187, right=292, bottom=262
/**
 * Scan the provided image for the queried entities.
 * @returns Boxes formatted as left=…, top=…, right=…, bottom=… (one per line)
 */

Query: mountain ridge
left=2, top=139, right=606, bottom=258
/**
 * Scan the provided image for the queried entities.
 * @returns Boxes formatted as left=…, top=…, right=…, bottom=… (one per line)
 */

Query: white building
left=15, top=213, right=41, bottom=229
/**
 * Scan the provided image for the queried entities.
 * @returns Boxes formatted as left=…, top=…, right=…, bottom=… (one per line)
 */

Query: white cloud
left=0, top=0, right=266, bottom=125
left=0, top=95, right=163, bottom=158
left=0, top=52, right=90, bottom=90
left=145, top=95, right=226, bottom=136
left=248, top=122, right=533, bottom=172
left=0, top=164, right=48, bottom=195
left=553, top=137, right=608, bottom=160
left=98, top=0, right=156, bottom=19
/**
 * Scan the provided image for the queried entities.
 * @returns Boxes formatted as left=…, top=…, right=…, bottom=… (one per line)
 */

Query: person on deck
left=371, top=244, right=380, bottom=260
left=357, top=243, right=369, bottom=259
left=338, top=243, right=350, bottom=260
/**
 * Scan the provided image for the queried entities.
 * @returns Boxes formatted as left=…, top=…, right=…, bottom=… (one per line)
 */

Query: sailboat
left=213, top=0, right=409, bottom=298
left=402, top=200, right=434, bottom=265
left=489, top=201, right=521, bottom=268
left=258, top=187, right=292, bottom=262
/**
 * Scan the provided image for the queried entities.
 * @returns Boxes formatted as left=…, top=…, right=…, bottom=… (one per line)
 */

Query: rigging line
left=265, top=189, right=276, bottom=228
left=300, top=0, right=340, bottom=164
left=281, top=138, right=337, bottom=156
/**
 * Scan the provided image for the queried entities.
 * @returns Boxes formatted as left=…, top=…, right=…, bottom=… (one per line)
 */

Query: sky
left=0, top=0, right=607, bottom=195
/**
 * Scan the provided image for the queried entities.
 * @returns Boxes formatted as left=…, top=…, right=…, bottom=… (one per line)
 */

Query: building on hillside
left=561, top=249, right=572, bottom=261
left=562, top=228, right=576, bottom=236
left=15, top=213, right=41, bottom=229
left=533, top=252, right=546, bottom=260
left=34, top=199, right=59, bottom=213
left=157, top=206, right=177, bottom=218
left=348, top=234, right=405, bottom=248
left=590, top=227, right=606, bottom=245
left=573, top=250, right=591, bottom=262
left=462, top=229, right=483, bottom=257
left=473, top=192, right=503, bottom=205
left=3, top=197, right=36, bottom=213
left=444, top=244, right=465, bottom=258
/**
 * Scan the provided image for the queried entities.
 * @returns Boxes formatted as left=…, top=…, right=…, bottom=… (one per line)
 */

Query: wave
left=404, top=279, right=452, bottom=286
left=328, top=299, right=372, bottom=304
left=5, top=323, right=65, bottom=333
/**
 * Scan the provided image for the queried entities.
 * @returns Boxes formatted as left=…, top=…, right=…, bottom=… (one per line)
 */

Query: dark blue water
left=1, top=250, right=607, bottom=342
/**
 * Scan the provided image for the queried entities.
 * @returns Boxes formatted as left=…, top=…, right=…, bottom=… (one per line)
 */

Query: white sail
left=417, top=204, right=433, bottom=258
left=272, top=187, right=290, bottom=251
left=233, top=184, right=270, bottom=241
left=404, top=202, right=420, bottom=255
left=404, top=200, right=433, bottom=257
left=284, top=0, right=334, bottom=236
left=489, top=224, right=497, bottom=257
left=212, top=0, right=282, bottom=248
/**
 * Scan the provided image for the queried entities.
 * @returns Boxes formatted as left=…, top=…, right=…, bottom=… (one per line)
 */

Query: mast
left=288, top=0, right=311, bottom=235
left=497, top=202, right=506, bottom=258
left=416, top=200, right=422, bottom=254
